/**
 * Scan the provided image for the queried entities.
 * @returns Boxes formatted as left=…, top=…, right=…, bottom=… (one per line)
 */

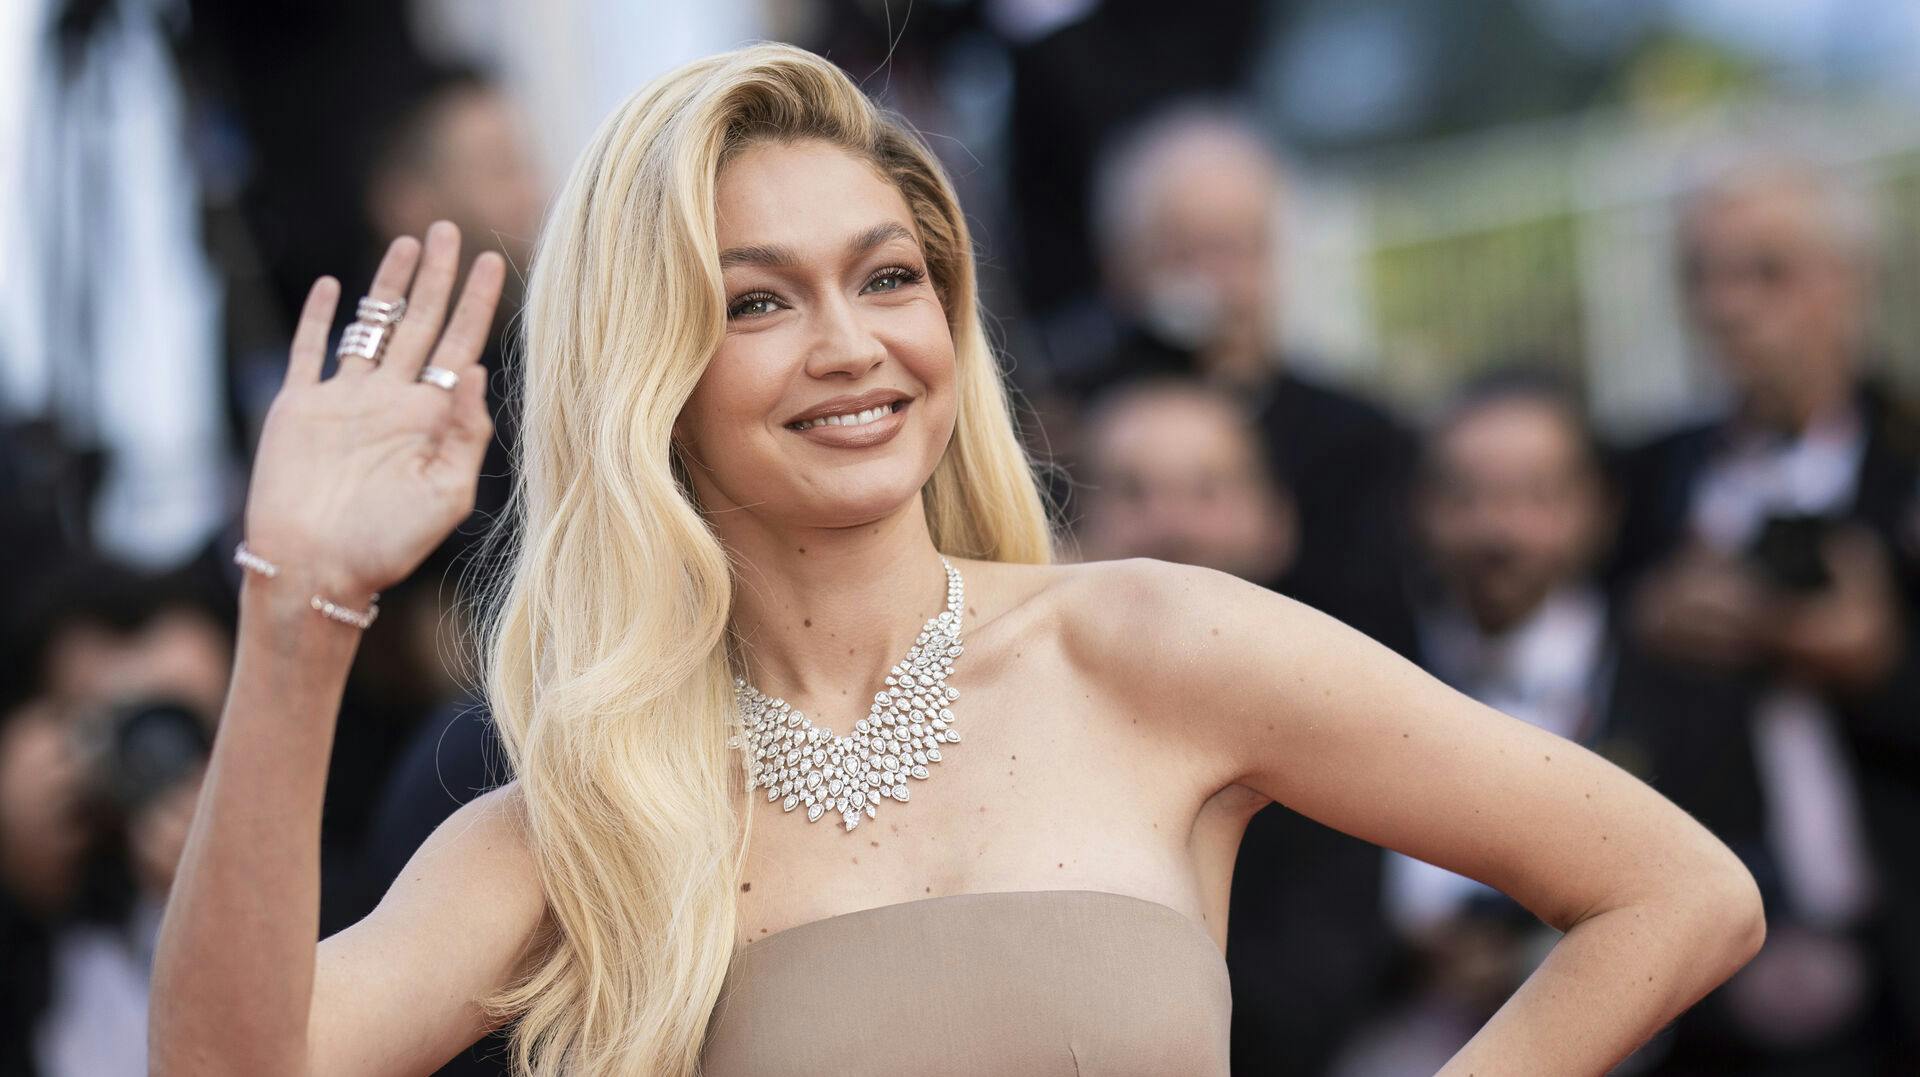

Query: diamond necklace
left=729, top=557, right=964, bottom=832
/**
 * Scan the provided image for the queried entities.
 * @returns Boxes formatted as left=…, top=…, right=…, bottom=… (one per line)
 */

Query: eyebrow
left=718, top=221, right=917, bottom=270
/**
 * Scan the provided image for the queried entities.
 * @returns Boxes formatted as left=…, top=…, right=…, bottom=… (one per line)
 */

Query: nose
left=803, top=291, right=888, bottom=380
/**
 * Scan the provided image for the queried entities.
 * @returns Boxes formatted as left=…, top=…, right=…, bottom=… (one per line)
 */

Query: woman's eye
left=728, top=293, right=780, bottom=319
left=865, top=266, right=925, bottom=294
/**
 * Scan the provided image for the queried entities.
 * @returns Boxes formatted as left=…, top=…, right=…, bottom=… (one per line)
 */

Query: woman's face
left=676, top=139, right=957, bottom=530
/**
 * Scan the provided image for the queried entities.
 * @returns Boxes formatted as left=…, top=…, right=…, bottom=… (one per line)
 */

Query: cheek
left=681, top=343, right=781, bottom=445
left=896, top=308, right=958, bottom=385
left=876, top=310, right=960, bottom=432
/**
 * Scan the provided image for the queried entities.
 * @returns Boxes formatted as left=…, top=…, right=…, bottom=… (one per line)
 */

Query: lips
left=783, top=389, right=912, bottom=430
left=786, top=397, right=912, bottom=449
left=789, top=400, right=907, bottom=431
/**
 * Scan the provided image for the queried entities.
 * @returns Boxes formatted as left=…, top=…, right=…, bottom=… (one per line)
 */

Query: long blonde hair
left=468, top=42, right=1054, bottom=1075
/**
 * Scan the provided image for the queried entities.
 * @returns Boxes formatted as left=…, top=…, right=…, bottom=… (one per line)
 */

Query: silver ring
left=417, top=364, right=460, bottom=391
left=355, top=295, right=408, bottom=327
left=336, top=321, right=391, bottom=364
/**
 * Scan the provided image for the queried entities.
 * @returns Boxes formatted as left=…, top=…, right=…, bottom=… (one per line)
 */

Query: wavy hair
left=465, top=42, right=1054, bottom=1075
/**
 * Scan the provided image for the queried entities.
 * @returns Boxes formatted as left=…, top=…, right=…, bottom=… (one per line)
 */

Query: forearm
left=1438, top=891, right=1764, bottom=1076
left=149, top=576, right=367, bottom=1075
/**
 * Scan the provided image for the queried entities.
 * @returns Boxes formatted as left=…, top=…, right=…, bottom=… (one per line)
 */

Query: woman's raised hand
left=243, top=221, right=506, bottom=603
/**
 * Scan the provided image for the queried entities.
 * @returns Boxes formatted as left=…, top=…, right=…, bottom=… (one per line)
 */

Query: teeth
left=793, top=403, right=898, bottom=431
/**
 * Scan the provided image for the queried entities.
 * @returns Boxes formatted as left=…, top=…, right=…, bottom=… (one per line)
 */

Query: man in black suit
left=1040, top=102, right=1417, bottom=656
left=1612, top=159, right=1920, bottom=1073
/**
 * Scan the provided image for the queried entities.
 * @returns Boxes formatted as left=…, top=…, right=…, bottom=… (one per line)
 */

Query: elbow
left=1687, top=844, right=1768, bottom=979
left=1723, top=866, right=1768, bottom=971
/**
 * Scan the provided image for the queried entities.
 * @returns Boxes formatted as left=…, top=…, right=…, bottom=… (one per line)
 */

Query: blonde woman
left=150, top=43, right=1764, bottom=1077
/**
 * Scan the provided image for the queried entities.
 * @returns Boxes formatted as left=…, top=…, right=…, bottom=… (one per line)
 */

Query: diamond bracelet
left=232, top=541, right=381, bottom=630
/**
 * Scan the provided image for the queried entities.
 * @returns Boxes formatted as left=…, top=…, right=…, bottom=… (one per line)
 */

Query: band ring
left=418, top=364, right=460, bottom=391
left=355, top=295, right=408, bottom=327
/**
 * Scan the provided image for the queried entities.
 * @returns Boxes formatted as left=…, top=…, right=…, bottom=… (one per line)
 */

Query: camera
left=1749, top=513, right=1835, bottom=593
left=74, top=697, right=212, bottom=821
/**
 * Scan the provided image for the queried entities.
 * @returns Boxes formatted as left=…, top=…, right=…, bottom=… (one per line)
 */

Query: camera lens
left=99, top=699, right=212, bottom=814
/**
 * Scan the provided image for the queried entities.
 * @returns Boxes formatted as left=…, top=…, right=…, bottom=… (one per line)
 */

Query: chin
left=802, top=480, right=931, bottom=528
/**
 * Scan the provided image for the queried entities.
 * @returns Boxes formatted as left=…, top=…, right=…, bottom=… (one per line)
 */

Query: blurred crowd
left=2, top=1, right=1918, bottom=1075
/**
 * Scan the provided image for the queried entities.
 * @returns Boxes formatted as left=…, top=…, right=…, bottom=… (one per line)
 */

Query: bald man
left=1612, top=159, right=1920, bottom=1071
left=1043, top=104, right=1418, bottom=660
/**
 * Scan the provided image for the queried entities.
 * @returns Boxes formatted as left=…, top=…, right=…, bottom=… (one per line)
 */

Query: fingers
left=425, top=251, right=508, bottom=374
left=367, top=233, right=424, bottom=303
left=285, top=276, right=341, bottom=388
left=337, top=236, right=424, bottom=376
left=380, top=221, right=464, bottom=383
left=437, top=363, right=496, bottom=490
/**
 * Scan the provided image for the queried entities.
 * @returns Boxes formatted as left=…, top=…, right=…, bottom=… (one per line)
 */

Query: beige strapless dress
left=700, top=889, right=1232, bottom=1076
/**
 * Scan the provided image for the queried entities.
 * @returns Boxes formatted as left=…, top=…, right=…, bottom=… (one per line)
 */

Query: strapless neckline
left=736, top=887, right=1220, bottom=956
left=706, top=886, right=1234, bottom=1076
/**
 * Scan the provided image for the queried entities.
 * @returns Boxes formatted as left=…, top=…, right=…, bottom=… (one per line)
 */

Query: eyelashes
left=727, top=291, right=781, bottom=320
left=865, top=265, right=925, bottom=292
left=726, top=264, right=928, bottom=320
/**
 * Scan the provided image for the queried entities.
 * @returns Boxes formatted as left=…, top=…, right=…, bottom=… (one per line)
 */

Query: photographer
left=0, top=564, right=227, bottom=1075
left=1612, top=158, right=1920, bottom=1072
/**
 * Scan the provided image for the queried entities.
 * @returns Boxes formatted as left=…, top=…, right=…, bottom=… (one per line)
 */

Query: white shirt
left=1689, top=404, right=1879, bottom=929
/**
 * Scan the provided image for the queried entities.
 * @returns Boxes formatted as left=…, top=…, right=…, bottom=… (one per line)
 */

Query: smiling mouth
left=786, top=399, right=908, bottom=431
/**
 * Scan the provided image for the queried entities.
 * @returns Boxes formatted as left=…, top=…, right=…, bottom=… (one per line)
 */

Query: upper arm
left=308, top=782, right=549, bottom=1077
left=1085, top=559, right=1762, bottom=935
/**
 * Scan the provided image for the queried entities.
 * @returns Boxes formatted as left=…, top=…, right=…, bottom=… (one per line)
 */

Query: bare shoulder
left=986, top=556, right=1291, bottom=740
left=1044, top=556, right=1288, bottom=692
left=960, top=555, right=1253, bottom=633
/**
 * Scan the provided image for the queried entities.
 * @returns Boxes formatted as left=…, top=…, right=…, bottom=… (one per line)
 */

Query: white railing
left=1282, top=95, right=1920, bottom=436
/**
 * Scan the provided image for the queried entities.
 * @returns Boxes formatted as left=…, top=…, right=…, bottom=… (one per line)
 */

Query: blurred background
left=3, top=0, right=1918, bottom=1073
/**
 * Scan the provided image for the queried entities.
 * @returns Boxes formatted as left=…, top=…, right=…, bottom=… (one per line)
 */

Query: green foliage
left=1367, top=200, right=1583, bottom=402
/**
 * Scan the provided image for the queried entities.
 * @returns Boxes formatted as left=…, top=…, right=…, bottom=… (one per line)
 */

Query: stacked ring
left=356, top=296, right=408, bottom=324
left=336, top=295, right=409, bottom=365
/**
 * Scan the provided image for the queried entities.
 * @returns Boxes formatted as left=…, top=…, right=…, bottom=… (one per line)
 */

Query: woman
left=150, top=43, right=1763, bottom=1076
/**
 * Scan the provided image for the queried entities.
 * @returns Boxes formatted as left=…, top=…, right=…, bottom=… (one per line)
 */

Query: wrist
left=233, top=542, right=381, bottom=632
left=237, top=575, right=369, bottom=665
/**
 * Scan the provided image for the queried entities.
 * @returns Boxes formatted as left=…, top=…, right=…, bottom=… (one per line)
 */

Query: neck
left=1742, top=362, right=1856, bottom=437
left=717, top=495, right=953, bottom=713
left=1197, top=328, right=1273, bottom=389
